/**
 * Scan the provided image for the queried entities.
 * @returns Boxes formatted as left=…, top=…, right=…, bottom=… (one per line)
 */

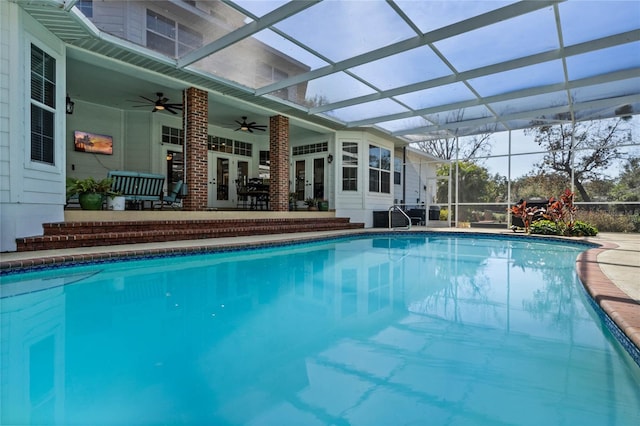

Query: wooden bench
left=107, top=171, right=165, bottom=210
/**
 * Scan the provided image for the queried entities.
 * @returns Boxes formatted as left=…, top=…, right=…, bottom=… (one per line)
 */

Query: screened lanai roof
left=19, top=0, right=640, bottom=142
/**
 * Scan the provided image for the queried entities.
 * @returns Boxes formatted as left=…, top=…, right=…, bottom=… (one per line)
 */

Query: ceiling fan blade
left=164, top=103, right=183, bottom=109
left=234, top=126, right=242, bottom=131
left=235, top=120, right=244, bottom=126
left=140, top=95, right=156, bottom=103
left=165, top=106, right=179, bottom=115
left=247, top=128, right=254, bottom=133
left=152, top=107, right=159, bottom=113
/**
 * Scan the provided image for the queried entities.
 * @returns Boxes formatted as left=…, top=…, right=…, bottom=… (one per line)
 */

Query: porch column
left=269, top=115, right=290, bottom=211
left=182, top=87, right=208, bottom=211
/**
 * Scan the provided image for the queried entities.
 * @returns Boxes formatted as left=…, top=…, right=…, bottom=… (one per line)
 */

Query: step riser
left=42, top=218, right=352, bottom=235
left=17, top=220, right=364, bottom=251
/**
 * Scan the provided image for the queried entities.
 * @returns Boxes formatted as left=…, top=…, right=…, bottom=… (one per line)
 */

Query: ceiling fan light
left=241, top=125, right=249, bottom=131
left=155, top=104, right=165, bottom=111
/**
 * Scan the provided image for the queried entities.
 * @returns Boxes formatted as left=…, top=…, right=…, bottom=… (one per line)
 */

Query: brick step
left=17, top=219, right=364, bottom=251
left=41, top=217, right=354, bottom=236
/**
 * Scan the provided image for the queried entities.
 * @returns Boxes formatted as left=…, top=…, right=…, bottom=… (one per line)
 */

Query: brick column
left=269, top=115, right=290, bottom=212
left=182, top=87, right=208, bottom=211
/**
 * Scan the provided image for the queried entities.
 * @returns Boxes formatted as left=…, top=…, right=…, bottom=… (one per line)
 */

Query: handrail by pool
left=388, top=205, right=411, bottom=230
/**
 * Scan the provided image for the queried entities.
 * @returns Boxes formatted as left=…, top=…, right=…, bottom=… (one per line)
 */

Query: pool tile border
left=576, top=241, right=640, bottom=362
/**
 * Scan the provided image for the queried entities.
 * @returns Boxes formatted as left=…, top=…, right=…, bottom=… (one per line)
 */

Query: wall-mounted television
left=73, top=130, right=113, bottom=155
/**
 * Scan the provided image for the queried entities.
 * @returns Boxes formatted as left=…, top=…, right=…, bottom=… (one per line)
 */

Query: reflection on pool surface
left=1, top=234, right=639, bottom=425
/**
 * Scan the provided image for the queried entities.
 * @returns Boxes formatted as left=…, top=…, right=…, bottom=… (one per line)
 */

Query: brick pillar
left=269, top=115, right=290, bottom=212
left=182, top=87, right=208, bottom=211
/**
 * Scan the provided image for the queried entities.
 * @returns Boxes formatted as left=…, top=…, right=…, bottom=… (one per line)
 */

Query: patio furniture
left=107, top=170, right=165, bottom=210
left=236, top=183, right=250, bottom=209
left=241, top=179, right=269, bottom=210
left=160, top=180, right=186, bottom=210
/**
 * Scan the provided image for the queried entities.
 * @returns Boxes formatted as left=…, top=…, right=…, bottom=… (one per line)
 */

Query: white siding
left=1, top=5, right=66, bottom=251
left=334, top=132, right=397, bottom=227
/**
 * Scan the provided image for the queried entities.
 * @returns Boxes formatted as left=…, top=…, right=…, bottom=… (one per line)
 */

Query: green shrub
left=571, top=220, right=598, bottom=236
left=530, top=219, right=598, bottom=236
left=530, top=220, right=558, bottom=235
left=440, top=208, right=448, bottom=221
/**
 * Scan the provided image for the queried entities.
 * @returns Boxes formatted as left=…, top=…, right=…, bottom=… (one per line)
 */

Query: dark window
left=234, top=141, right=252, bottom=157
left=161, top=125, right=183, bottom=145
left=260, top=150, right=270, bottom=167
left=77, top=0, right=93, bottom=17
left=30, top=44, right=55, bottom=165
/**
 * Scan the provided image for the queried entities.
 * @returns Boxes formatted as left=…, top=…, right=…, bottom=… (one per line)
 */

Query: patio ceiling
left=17, top=0, right=640, bottom=144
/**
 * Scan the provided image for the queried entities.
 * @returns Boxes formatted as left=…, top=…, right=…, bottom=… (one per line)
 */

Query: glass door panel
left=208, top=153, right=234, bottom=209
left=217, top=157, right=229, bottom=201
left=295, top=160, right=306, bottom=203
left=313, top=158, right=325, bottom=199
left=293, top=157, right=326, bottom=202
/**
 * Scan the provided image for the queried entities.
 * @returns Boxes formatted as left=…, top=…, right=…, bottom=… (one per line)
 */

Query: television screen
left=73, top=131, right=113, bottom=155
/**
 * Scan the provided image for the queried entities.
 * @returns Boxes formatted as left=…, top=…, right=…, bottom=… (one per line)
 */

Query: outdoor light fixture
left=166, top=153, right=173, bottom=161
left=65, top=94, right=75, bottom=114
left=327, top=154, right=333, bottom=163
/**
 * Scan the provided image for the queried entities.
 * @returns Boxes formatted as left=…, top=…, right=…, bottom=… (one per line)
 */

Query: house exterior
left=0, top=1, right=439, bottom=252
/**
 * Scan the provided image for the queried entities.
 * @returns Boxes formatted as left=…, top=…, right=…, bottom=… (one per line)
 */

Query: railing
left=388, top=205, right=412, bottom=230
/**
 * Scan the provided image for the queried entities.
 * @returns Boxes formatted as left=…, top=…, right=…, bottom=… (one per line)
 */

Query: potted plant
left=304, top=197, right=318, bottom=211
left=289, top=192, right=297, bottom=211
left=317, top=199, right=329, bottom=211
left=66, top=177, right=117, bottom=210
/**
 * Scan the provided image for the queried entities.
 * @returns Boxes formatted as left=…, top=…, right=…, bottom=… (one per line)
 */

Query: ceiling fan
left=131, top=92, right=183, bottom=114
left=235, top=116, right=267, bottom=133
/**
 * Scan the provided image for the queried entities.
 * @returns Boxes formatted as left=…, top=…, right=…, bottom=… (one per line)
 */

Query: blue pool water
left=1, top=234, right=639, bottom=425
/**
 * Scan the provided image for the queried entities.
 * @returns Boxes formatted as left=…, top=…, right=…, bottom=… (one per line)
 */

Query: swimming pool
left=1, top=234, right=639, bottom=425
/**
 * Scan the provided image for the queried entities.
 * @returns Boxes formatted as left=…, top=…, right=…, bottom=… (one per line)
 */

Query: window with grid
left=30, top=44, right=55, bottom=165
left=208, top=136, right=233, bottom=153
left=292, top=142, right=328, bottom=156
left=77, top=0, right=93, bottom=17
left=342, top=142, right=358, bottom=191
left=259, top=150, right=270, bottom=166
left=234, top=141, right=252, bottom=157
left=369, top=145, right=391, bottom=193
left=162, top=126, right=183, bottom=145
left=146, top=10, right=202, bottom=58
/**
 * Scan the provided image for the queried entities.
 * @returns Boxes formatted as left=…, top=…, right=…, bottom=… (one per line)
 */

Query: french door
left=208, top=153, right=250, bottom=208
left=294, top=156, right=326, bottom=202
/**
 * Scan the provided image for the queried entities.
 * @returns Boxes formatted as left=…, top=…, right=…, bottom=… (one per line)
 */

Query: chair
left=160, top=180, right=185, bottom=210
left=237, top=183, right=250, bottom=209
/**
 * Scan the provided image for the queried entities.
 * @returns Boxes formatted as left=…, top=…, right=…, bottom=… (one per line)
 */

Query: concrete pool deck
left=1, top=227, right=638, bottom=352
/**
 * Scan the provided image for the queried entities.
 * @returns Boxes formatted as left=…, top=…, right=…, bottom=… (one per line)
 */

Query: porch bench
left=107, top=170, right=165, bottom=210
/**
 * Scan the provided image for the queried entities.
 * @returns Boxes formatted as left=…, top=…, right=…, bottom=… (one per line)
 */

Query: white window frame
left=25, top=38, right=63, bottom=173
left=341, top=141, right=358, bottom=192
left=368, top=144, right=391, bottom=194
